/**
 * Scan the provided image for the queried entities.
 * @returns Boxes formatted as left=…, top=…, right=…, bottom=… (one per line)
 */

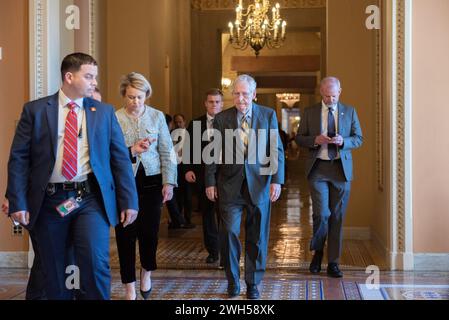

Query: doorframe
left=388, top=0, right=414, bottom=270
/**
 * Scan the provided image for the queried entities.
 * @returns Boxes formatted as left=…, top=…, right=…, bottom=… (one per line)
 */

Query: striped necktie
left=62, top=102, right=78, bottom=181
left=240, top=115, right=249, bottom=157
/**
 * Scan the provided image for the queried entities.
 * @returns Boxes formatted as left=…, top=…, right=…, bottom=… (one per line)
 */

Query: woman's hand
left=162, top=184, right=174, bottom=203
left=131, top=138, right=156, bottom=156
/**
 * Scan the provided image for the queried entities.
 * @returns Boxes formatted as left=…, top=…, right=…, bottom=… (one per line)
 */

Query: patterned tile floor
left=1, top=155, right=448, bottom=300
left=2, top=268, right=449, bottom=300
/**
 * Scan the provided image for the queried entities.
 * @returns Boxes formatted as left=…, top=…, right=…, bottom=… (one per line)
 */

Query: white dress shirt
left=206, top=113, right=214, bottom=141
left=317, top=101, right=340, bottom=160
left=49, top=89, right=92, bottom=183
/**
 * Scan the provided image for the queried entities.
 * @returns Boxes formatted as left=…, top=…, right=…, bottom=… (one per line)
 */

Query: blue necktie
left=327, top=107, right=337, bottom=160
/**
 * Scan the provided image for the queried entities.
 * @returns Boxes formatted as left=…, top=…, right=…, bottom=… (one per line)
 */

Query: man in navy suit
left=205, top=75, right=285, bottom=299
left=296, top=77, right=363, bottom=278
left=7, top=53, right=138, bottom=299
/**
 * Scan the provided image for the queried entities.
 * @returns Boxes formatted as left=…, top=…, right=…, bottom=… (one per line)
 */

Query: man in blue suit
left=7, top=53, right=138, bottom=299
left=296, top=77, right=363, bottom=278
left=205, top=75, right=285, bottom=299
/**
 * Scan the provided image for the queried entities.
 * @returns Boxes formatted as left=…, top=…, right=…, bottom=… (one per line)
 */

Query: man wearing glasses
left=205, top=75, right=285, bottom=299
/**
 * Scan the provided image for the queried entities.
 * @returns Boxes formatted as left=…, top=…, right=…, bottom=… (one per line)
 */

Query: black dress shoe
left=309, top=251, right=323, bottom=274
left=140, top=288, right=152, bottom=300
left=227, top=284, right=240, bottom=298
left=182, top=223, right=196, bottom=229
left=327, top=263, right=343, bottom=278
left=246, top=284, right=260, bottom=300
left=205, top=254, right=219, bottom=264
left=140, top=269, right=152, bottom=299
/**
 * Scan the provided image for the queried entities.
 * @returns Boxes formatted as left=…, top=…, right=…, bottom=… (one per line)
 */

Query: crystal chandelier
left=228, top=0, right=287, bottom=57
left=276, top=93, right=300, bottom=108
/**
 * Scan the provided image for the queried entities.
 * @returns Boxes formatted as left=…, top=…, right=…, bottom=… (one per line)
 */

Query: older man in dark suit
left=7, top=53, right=138, bottom=299
left=296, top=77, right=363, bottom=278
left=205, top=75, right=285, bottom=299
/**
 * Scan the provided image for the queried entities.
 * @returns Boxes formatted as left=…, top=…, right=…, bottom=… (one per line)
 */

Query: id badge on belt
left=56, top=197, right=81, bottom=218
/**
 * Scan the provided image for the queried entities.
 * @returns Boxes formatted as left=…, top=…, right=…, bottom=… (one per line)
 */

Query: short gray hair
left=119, top=72, right=152, bottom=99
left=232, top=74, right=257, bottom=93
left=320, top=76, right=341, bottom=89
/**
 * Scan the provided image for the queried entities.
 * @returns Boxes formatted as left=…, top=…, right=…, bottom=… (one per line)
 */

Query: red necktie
left=62, top=102, right=78, bottom=181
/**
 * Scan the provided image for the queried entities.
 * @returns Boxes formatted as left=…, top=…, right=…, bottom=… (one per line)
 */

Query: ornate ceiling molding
left=191, top=0, right=326, bottom=11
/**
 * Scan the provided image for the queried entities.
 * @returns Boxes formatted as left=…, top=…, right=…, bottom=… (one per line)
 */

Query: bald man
left=296, top=77, right=363, bottom=278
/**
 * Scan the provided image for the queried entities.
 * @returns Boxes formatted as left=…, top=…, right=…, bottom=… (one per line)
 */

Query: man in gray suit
left=205, top=75, right=285, bottom=299
left=296, top=77, right=363, bottom=278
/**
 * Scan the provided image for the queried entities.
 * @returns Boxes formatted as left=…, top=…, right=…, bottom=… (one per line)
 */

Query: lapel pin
left=91, top=107, right=97, bottom=112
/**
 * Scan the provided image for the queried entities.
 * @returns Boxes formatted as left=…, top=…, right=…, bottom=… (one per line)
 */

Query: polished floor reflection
left=1, top=153, right=449, bottom=300
left=121, top=154, right=387, bottom=271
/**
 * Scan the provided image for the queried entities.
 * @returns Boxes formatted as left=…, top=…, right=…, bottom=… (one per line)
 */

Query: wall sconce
left=221, top=77, right=232, bottom=90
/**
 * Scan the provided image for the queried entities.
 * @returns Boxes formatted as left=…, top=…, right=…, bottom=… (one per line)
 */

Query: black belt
left=47, top=174, right=98, bottom=194
left=317, top=158, right=341, bottom=162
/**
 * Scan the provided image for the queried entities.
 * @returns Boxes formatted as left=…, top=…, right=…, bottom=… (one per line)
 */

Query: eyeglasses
left=232, top=91, right=253, bottom=98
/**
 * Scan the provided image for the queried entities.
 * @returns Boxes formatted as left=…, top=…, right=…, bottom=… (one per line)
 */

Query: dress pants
left=26, top=231, right=75, bottom=300
left=25, top=230, right=47, bottom=300
left=195, top=182, right=219, bottom=257
left=308, top=159, right=351, bottom=264
left=219, top=180, right=271, bottom=286
left=34, top=190, right=111, bottom=300
left=175, top=164, right=193, bottom=224
left=115, top=172, right=163, bottom=284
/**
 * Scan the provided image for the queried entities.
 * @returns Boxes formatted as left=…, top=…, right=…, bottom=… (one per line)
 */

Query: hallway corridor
left=1, top=157, right=448, bottom=300
left=127, top=155, right=387, bottom=271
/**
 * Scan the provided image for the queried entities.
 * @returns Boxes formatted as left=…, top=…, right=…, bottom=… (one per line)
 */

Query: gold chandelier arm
left=241, top=4, right=256, bottom=17
left=229, top=0, right=286, bottom=56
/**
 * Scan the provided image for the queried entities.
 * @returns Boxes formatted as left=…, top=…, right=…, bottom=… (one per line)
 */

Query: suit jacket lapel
left=83, top=98, right=97, bottom=149
left=46, top=93, right=59, bottom=159
left=337, top=103, right=347, bottom=135
left=313, top=103, right=322, bottom=135
left=200, top=115, right=208, bottom=145
left=250, top=104, right=261, bottom=130
left=200, top=115, right=207, bottom=135
left=231, top=107, right=238, bottom=129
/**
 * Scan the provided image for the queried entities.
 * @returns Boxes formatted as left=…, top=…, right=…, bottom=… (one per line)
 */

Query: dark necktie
left=327, top=106, right=337, bottom=160
left=207, top=118, right=214, bottom=141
